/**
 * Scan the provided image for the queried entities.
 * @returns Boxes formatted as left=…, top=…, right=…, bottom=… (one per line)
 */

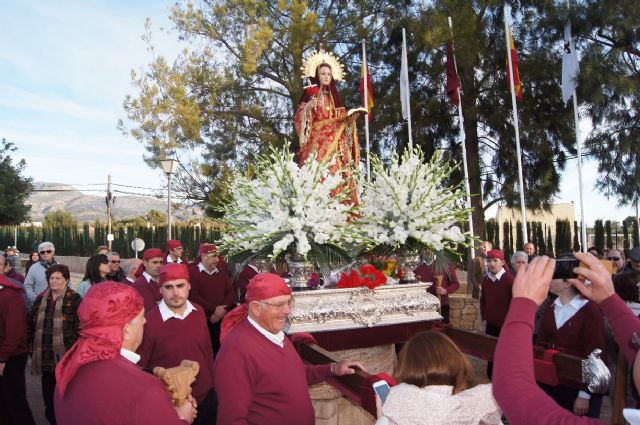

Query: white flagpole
left=448, top=16, right=475, bottom=259
left=573, top=93, right=587, bottom=252
left=503, top=6, right=528, bottom=244
left=362, top=40, right=371, bottom=181
left=401, top=28, right=413, bottom=149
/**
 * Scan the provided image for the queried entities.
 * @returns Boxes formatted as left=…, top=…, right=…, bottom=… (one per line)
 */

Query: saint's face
left=317, top=65, right=333, bottom=87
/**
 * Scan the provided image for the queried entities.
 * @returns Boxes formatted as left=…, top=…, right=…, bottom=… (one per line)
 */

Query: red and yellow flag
left=360, top=61, right=374, bottom=121
left=506, top=28, right=523, bottom=102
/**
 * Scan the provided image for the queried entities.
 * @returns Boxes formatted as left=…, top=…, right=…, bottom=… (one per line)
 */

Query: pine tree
left=573, top=221, right=581, bottom=252
left=547, top=226, right=554, bottom=258
left=594, top=220, right=605, bottom=250
left=516, top=221, right=524, bottom=252
left=538, top=223, right=547, bottom=255
left=623, top=219, right=630, bottom=250
left=605, top=220, right=613, bottom=248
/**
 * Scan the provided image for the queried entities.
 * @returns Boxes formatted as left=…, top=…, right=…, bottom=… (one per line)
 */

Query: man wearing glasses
left=24, top=241, right=57, bottom=307
left=188, top=243, right=235, bottom=354
left=215, top=273, right=364, bottom=425
left=606, top=248, right=626, bottom=274
left=106, top=252, right=126, bottom=282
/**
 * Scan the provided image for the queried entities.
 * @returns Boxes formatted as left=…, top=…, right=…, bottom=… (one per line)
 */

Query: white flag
left=400, top=29, right=410, bottom=120
left=562, top=20, right=580, bottom=104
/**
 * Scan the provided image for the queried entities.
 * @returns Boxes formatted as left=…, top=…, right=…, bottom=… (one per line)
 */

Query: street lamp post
left=159, top=158, right=179, bottom=241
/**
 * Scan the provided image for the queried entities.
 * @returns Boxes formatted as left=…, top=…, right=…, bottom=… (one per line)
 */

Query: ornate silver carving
left=287, top=255, right=315, bottom=290
left=286, top=282, right=441, bottom=333
left=581, top=348, right=611, bottom=394
left=397, top=250, right=421, bottom=283
left=253, top=257, right=272, bottom=273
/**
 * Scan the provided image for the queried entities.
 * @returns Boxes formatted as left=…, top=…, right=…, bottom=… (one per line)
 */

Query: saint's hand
left=573, top=396, right=589, bottom=416
left=511, top=255, right=555, bottom=306
left=332, top=359, right=365, bottom=376
left=304, top=99, right=318, bottom=111
left=568, top=252, right=615, bottom=304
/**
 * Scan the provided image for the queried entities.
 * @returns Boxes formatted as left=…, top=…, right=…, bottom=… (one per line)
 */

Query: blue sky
left=0, top=0, right=634, bottom=224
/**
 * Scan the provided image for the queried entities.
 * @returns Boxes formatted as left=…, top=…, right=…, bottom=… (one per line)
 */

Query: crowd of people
left=2, top=235, right=640, bottom=424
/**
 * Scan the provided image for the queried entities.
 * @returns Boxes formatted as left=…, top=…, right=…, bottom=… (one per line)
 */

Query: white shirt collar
left=158, top=299, right=196, bottom=321
left=623, top=408, right=640, bottom=425
left=142, top=271, right=155, bottom=283
left=120, top=348, right=141, bottom=364
left=553, top=294, right=588, bottom=329
left=248, top=315, right=285, bottom=348
left=166, top=255, right=182, bottom=264
left=488, top=268, right=506, bottom=282
left=198, top=262, right=218, bottom=275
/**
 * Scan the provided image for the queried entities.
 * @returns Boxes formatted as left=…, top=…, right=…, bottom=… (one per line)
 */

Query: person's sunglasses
left=40, top=250, right=52, bottom=254
left=110, top=260, right=121, bottom=264
left=606, top=256, right=621, bottom=262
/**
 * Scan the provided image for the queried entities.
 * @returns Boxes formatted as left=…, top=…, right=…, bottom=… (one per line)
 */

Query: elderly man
left=54, top=282, right=196, bottom=424
left=24, top=241, right=57, bottom=306
left=480, top=249, right=514, bottom=379
left=165, top=240, right=186, bottom=264
left=138, top=264, right=217, bottom=425
left=106, top=251, right=126, bottom=282
left=215, top=273, right=364, bottom=425
left=627, top=247, right=640, bottom=273
left=0, top=273, right=36, bottom=424
left=524, top=242, right=536, bottom=262
left=605, top=248, right=625, bottom=274
left=189, top=244, right=235, bottom=354
left=132, top=248, right=165, bottom=314
left=510, top=251, right=528, bottom=275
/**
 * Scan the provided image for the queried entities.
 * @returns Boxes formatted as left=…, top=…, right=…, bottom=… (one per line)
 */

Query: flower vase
left=397, top=250, right=421, bottom=284
left=286, top=254, right=316, bottom=291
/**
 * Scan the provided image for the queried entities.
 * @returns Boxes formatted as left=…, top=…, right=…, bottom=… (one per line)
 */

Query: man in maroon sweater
left=234, top=262, right=259, bottom=303
left=480, top=248, right=513, bottom=379
left=414, top=261, right=460, bottom=324
left=132, top=248, right=164, bottom=314
left=215, top=273, right=364, bottom=425
left=494, top=254, right=640, bottom=425
left=189, top=243, right=236, bottom=354
left=139, top=264, right=217, bottom=425
left=54, top=281, right=196, bottom=424
left=165, top=239, right=187, bottom=265
left=0, top=275, right=35, bottom=425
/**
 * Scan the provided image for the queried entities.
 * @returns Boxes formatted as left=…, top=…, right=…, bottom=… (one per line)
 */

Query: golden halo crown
left=300, top=49, right=345, bottom=82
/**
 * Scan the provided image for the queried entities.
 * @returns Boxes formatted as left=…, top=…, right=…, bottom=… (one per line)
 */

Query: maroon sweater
left=188, top=266, right=235, bottom=317
left=536, top=299, right=606, bottom=361
left=131, top=275, right=162, bottom=315
left=214, top=319, right=332, bottom=424
left=480, top=271, right=514, bottom=327
left=235, top=266, right=258, bottom=303
left=138, top=303, right=215, bottom=403
left=0, top=280, right=29, bottom=362
left=414, top=264, right=460, bottom=305
left=54, top=355, right=188, bottom=425
left=494, top=295, right=640, bottom=425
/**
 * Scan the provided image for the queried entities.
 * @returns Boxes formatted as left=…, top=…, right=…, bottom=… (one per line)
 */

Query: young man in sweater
left=480, top=248, right=514, bottom=379
left=132, top=248, right=164, bottom=314
left=188, top=243, right=236, bottom=354
left=214, top=273, right=364, bottom=425
left=493, top=253, right=640, bottom=425
left=138, top=263, right=217, bottom=425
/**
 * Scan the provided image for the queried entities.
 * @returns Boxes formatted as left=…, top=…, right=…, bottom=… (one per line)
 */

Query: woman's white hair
left=38, top=241, right=55, bottom=253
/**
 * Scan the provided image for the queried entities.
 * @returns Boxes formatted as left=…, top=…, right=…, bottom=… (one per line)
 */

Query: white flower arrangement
left=217, top=144, right=364, bottom=260
left=358, top=147, right=471, bottom=254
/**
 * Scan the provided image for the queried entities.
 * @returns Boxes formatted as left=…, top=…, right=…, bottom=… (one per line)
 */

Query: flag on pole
left=562, top=19, right=580, bottom=104
left=360, top=60, right=374, bottom=121
left=506, top=28, right=523, bottom=102
left=446, top=41, right=461, bottom=106
left=400, top=32, right=410, bottom=120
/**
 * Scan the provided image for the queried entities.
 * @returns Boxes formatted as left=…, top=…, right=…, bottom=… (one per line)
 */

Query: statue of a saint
left=294, top=50, right=365, bottom=206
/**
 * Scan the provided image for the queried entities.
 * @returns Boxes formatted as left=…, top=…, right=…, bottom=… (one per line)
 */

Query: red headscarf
left=298, top=64, right=345, bottom=109
left=55, top=282, right=144, bottom=397
left=165, top=239, right=182, bottom=251
left=220, top=273, right=291, bottom=343
left=133, top=248, right=165, bottom=278
left=159, top=263, right=189, bottom=284
left=487, top=249, right=510, bottom=272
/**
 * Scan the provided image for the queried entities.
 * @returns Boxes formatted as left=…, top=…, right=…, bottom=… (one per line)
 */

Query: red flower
left=337, top=265, right=387, bottom=290
left=305, top=85, right=319, bottom=97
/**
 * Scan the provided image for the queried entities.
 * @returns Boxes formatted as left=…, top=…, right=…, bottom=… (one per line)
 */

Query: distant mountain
left=28, top=182, right=200, bottom=223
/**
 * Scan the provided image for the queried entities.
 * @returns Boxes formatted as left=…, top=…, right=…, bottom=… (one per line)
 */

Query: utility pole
left=106, top=175, right=115, bottom=250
